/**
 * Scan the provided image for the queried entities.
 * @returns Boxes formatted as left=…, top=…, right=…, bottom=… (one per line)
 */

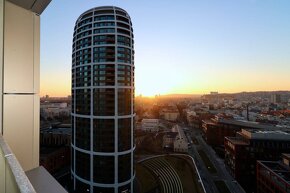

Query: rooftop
left=225, top=137, right=249, bottom=146
left=40, top=127, right=71, bottom=135
left=241, top=128, right=290, bottom=140
left=218, top=119, right=278, bottom=130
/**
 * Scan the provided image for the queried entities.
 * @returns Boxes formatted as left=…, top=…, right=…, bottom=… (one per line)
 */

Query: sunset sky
left=40, top=0, right=290, bottom=97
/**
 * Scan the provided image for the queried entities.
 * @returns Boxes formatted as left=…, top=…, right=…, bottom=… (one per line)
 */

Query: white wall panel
left=4, top=1, right=39, bottom=93
left=3, top=95, right=36, bottom=171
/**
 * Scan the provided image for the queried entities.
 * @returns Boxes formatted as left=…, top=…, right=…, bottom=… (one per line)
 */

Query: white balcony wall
left=4, top=1, right=39, bottom=93
left=1, top=1, right=40, bottom=171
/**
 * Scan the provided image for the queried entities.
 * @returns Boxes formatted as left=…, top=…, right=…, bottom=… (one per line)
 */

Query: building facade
left=71, top=6, right=135, bottom=193
left=225, top=129, right=290, bottom=193
left=173, top=126, right=188, bottom=153
left=202, top=115, right=279, bottom=146
left=141, top=119, right=159, bottom=132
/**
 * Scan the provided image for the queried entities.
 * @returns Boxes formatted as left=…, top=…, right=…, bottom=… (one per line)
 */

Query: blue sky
left=41, top=0, right=290, bottom=96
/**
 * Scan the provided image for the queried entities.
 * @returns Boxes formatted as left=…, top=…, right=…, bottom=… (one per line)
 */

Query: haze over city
left=40, top=0, right=290, bottom=97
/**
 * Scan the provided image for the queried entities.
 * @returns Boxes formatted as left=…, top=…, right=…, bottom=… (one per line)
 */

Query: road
left=183, top=125, right=246, bottom=193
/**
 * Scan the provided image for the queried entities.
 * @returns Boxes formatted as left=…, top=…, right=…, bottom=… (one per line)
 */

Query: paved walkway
left=143, top=157, right=183, bottom=193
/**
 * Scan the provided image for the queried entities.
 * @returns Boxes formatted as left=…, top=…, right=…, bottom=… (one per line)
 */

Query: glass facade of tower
left=71, top=6, right=135, bottom=193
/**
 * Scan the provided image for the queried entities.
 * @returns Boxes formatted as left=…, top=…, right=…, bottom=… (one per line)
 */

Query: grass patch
left=197, top=149, right=217, bottom=174
left=214, top=180, right=231, bottom=193
left=136, top=164, right=158, bottom=193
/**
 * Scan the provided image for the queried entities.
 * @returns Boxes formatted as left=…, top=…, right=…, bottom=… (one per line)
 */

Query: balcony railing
left=0, top=134, right=36, bottom=193
left=0, top=134, right=68, bottom=193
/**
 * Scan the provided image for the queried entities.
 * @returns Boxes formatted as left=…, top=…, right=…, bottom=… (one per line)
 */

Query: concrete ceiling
left=7, top=0, right=52, bottom=15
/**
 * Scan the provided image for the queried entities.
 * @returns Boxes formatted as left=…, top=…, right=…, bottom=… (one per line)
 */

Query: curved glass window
left=94, top=15, right=114, bottom=21
left=80, top=12, right=92, bottom=20
left=93, top=88, right=115, bottom=116
left=116, top=16, right=129, bottom=23
left=94, top=22, right=115, bottom=27
left=115, top=10, right=127, bottom=17
left=94, top=28, right=115, bottom=34
left=93, top=119, right=115, bottom=152
left=78, top=18, right=92, bottom=27
left=93, top=35, right=115, bottom=45
left=118, top=118, right=131, bottom=151
left=93, top=155, right=114, bottom=183
left=71, top=148, right=74, bottom=171
left=118, top=89, right=131, bottom=115
left=75, top=66, right=91, bottom=87
left=117, top=35, right=131, bottom=47
left=117, top=22, right=130, bottom=30
left=93, top=64, right=115, bottom=86
left=71, top=118, right=75, bottom=145
left=75, top=117, right=90, bottom=150
left=118, top=153, right=131, bottom=182
left=118, top=65, right=131, bottom=86
left=94, top=10, right=114, bottom=15
left=117, top=28, right=130, bottom=36
left=72, top=69, right=76, bottom=87
left=75, top=48, right=91, bottom=66
left=77, top=24, right=92, bottom=33
left=77, top=30, right=92, bottom=39
left=93, top=45, right=115, bottom=62
left=76, top=89, right=91, bottom=115
left=75, top=150, right=90, bottom=180
left=76, top=179, right=90, bottom=193
left=118, top=184, right=131, bottom=193
left=76, top=37, right=92, bottom=50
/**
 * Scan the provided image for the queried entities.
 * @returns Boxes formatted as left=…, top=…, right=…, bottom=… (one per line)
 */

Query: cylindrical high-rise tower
left=71, top=6, right=135, bottom=193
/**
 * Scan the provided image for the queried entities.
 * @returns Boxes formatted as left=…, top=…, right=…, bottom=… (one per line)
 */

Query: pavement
left=184, top=125, right=246, bottom=193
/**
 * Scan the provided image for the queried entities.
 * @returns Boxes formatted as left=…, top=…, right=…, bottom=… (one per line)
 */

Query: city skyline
left=41, top=0, right=290, bottom=97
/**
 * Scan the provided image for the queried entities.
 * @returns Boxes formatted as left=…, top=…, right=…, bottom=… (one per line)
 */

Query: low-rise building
left=40, top=102, right=71, bottom=119
left=163, top=132, right=178, bottom=149
left=173, top=125, right=188, bottom=153
left=225, top=128, right=290, bottom=193
left=141, top=119, right=159, bottom=132
left=40, top=127, right=71, bottom=174
left=162, top=125, right=188, bottom=153
left=202, top=114, right=278, bottom=146
left=160, top=107, right=180, bottom=122
left=257, top=153, right=290, bottom=193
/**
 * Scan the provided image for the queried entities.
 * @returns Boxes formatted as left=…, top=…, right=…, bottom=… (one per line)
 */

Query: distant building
left=270, top=94, right=281, bottom=104
left=257, top=153, right=290, bottom=193
left=162, top=125, right=188, bottom=153
left=202, top=91, right=220, bottom=104
left=225, top=128, right=290, bottom=193
left=160, top=109, right=179, bottom=122
left=163, top=132, right=178, bottom=149
left=141, top=119, right=159, bottom=132
left=40, top=102, right=70, bottom=119
left=173, top=125, right=188, bottom=153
